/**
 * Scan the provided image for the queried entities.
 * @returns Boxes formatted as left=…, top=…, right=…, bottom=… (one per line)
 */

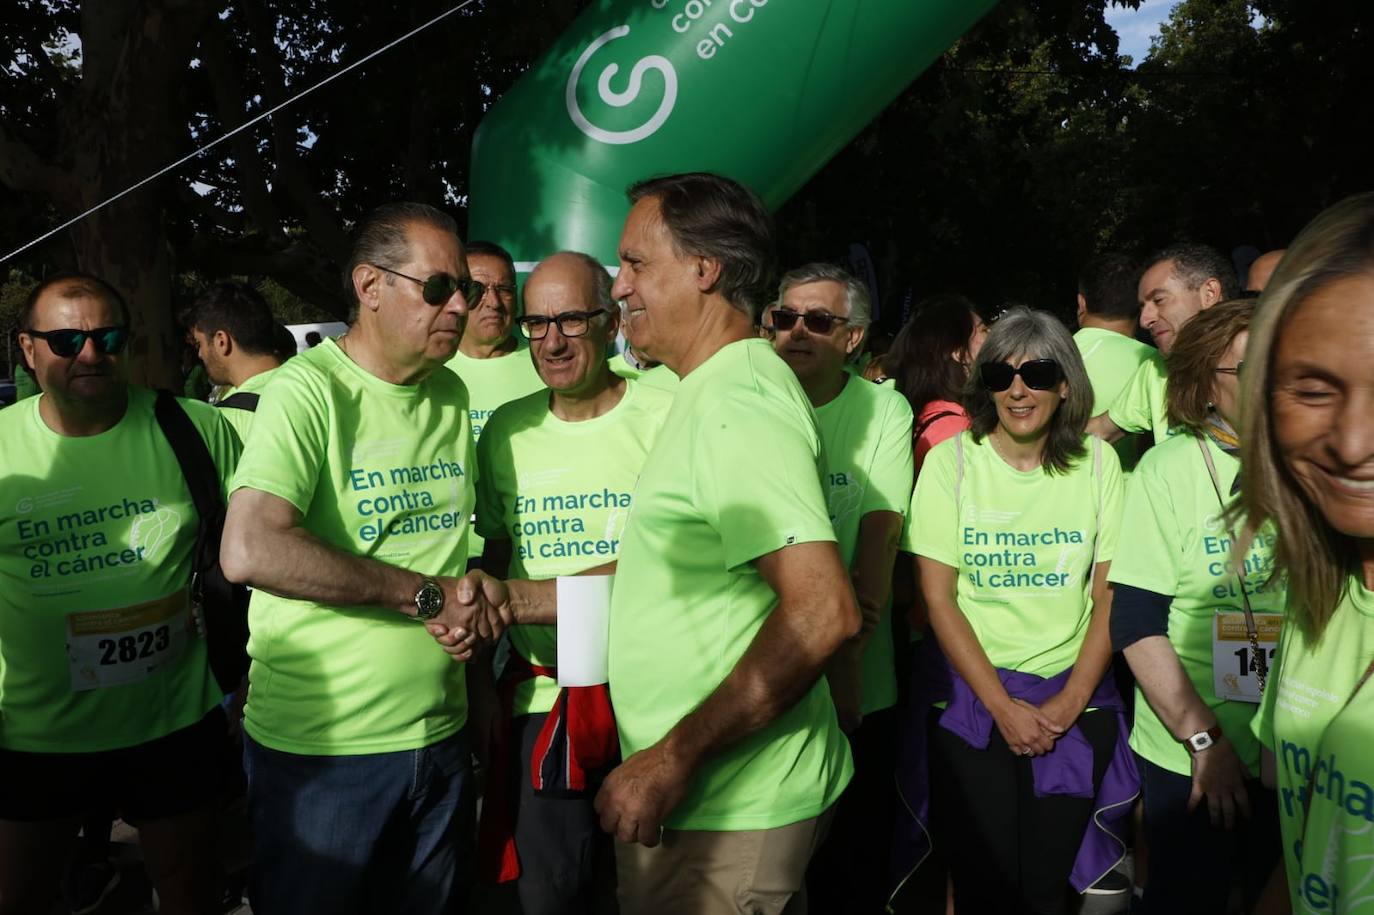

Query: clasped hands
left=424, top=570, right=513, bottom=661
left=993, top=690, right=1085, bottom=758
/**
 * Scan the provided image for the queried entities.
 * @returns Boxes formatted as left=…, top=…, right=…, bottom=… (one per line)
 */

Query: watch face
left=1189, top=732, right=1215, bottom=752
left=416, top=581, right=444, bottom=617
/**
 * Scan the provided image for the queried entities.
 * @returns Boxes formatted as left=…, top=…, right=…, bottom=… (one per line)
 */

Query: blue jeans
left=244, top=728, right=475, bottom=915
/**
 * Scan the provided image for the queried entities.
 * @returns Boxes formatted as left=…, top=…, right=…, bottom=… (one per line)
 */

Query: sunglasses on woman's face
left=25, top=326, right=130, bottom=358
left=980, top=358, right=1062, bottom=392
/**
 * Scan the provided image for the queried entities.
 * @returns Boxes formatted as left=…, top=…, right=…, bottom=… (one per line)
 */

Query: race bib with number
left=67, top=592, right=195, bottom=692
left=1212, top=611, right=1282, bottom=703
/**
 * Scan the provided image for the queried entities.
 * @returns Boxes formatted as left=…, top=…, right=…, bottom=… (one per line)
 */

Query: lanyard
left=1196, top=435, right=1269, bottom=691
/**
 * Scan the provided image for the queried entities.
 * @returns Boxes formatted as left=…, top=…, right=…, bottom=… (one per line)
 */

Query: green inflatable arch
left=468, top=0, right=998, bottom=271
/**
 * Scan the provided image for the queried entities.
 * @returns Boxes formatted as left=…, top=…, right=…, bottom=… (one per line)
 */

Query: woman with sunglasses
left=1107, top=299, right=1284, bottom=914
left=1241, top=194, right=1374, bottom=911
left=897, top=306, right=1134, bottom=914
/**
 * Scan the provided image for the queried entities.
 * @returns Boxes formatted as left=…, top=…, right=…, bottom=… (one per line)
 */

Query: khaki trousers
left=615, top=808, right=833, bottom=915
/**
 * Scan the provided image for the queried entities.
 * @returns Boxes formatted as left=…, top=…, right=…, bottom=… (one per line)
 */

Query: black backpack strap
left=216, top=392, right=260, bottom=412
left=913, top=410, right=960, bottom=445
left=154, top=390, right=222, bottom=524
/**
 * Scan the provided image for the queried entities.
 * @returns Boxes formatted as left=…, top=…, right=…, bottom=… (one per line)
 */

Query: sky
left=1104, top=0, right=1176, bottom=65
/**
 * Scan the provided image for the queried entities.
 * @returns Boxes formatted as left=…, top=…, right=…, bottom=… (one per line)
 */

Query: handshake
left=422, top=569, right=513, bottom=661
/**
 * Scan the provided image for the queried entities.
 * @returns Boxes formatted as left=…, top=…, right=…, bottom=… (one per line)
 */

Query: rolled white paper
left=556, top=575, right=614, bottom=687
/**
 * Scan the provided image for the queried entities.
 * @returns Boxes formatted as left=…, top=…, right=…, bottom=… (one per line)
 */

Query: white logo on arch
left=566, top=25, right=678, bottom=146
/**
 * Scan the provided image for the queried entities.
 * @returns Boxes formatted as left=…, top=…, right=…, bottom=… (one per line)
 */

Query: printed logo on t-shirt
left=960, top=522, right=1088, bottom=591
left=510, top=488, right=633, bottom=562
left=15, top=488, right=180, bottom=581
left=347, top=453, right=468, bottom=545
left=826, top=471, right=865, bottom=529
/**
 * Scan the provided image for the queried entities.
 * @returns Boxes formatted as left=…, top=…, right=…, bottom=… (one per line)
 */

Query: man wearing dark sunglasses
left=766, top=263, right=916, bottom=912
left=220, top=202, right=501, bottom=914
left=1, top=272, right=243, bottom=914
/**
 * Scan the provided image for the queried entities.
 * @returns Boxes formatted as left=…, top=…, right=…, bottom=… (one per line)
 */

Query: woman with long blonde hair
left=1243, top=192, right=1374, bottom=909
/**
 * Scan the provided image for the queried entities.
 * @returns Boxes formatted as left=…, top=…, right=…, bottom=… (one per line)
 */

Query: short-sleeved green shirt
left=0, top=388, right=239, bottom=752
left=813, top=376, right=914, bottom=714
left=1108, top=434, right=1285, bottom=775
left=217, top=366, right=279, bottom=443
left=446, top=340, right=547, bottom=559
left=1107, top=355, right=1172, bottom=444
left=905, top=432, right=1123, bottom=678
left=1075, top=327, right=1156, bottom=471
left=609, top=338, right=853, bottom=831
left=609, top=352, right=680, bottom=393
left=1254, top=581, right=1374, bottom=911
left=476, top=379, right=673, bottom=717
left=232, top=340, right=476, bottom=755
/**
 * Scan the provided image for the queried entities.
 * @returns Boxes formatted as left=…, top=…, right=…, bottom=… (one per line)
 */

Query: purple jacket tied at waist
left=887, top=639, right=1139, bottom=905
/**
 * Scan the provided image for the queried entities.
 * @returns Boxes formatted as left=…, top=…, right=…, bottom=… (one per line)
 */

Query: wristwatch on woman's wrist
left=1182, top=724, right=1224, bottom=754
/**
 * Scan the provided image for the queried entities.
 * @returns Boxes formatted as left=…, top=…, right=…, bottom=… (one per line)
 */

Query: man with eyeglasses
left=468, top=250, right=673, bottom=914
left=430, top=174, right=859, bottom=913
left=219, top=202, right=500, bottom=914
left=0, top=272, right=242, bottom=913
left=445, top=241, right=548, bottom=563
left=764, top=262, right=915, bottom=913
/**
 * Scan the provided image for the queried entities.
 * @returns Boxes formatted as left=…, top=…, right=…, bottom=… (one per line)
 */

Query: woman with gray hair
left=892, top=306, right=1137, bottom=914
left=1242, top=193, right=1374, bottom=911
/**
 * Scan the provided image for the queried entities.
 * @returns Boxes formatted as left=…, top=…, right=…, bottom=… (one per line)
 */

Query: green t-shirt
left=609, top=338, right=853, bottom=831
left=446, top=340, right=547, bottom=559
left=904, top=432, right=1123, bottom=678
left=1293, top=656, right=1374, bottom=914
left=1108, top=434, right=1285, bottom=776
left=1254, top=579, right=1374, bottom=912
left=813, top=375, right=914, bottom=714
left=609, top=352, right=680, bottom=393
left=1075, top=327, right=1156, bottom=472
left=476, top=379, right=673, bottom=717
left=217, top=366, right=279, bottom=443
left=0, top=388, right=239, bottom=752
left=232, top=340, right=476, bottom=755
left=1107, top=354, right=1172, bottom=444
left=14, top=369, right=38, bottom=401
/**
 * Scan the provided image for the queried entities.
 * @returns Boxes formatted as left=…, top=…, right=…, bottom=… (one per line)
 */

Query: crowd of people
left=0, top=172, right=1372, bottom=915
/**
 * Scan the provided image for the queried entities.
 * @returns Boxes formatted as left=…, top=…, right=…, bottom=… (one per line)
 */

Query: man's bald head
left=1246, top=249, right=1286, bottom=293
left=525, top=252, right=615, bottom=312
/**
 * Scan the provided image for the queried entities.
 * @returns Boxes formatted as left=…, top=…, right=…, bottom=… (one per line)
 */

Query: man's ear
left=1199, top=277, right=1223, bottom=308
left=845, top=325, right=867, bottom=357
left=694, top=256, right=722, bottom=293
left=1075, top=293, right=1088, bottom=327
left=17, top=333, right=35, bottom=371
left=214, top=329, right=233, bottom=357
left=353, top=263, right=385, bottom=314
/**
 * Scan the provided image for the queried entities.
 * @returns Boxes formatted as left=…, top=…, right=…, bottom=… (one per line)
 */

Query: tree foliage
left=1, top=0, right=1369, bottom=379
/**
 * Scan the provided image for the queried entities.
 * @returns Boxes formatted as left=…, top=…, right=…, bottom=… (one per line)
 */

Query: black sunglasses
left=517, top=308, right=609, bottom=340
left=980, top=358, right=1062, bottom=392
left=375, top=265, right=485, bottom=306
left=771, top=309, right=849, bottom=334
left=25, top=326, right=130, bottom=358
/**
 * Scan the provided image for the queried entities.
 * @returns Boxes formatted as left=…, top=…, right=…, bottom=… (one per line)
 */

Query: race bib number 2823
left=66, top=592, right=194, bottom=692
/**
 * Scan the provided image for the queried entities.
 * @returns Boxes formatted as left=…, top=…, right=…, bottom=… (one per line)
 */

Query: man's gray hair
left=777, top=263, right=872, bottom=328
left=342, top=202, right=458, bottom=321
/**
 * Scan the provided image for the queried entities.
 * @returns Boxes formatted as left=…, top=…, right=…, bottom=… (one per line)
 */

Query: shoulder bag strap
left=216, top=391, right=260, bottom=412
left=1196, top=434, right=1267, bottom=688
